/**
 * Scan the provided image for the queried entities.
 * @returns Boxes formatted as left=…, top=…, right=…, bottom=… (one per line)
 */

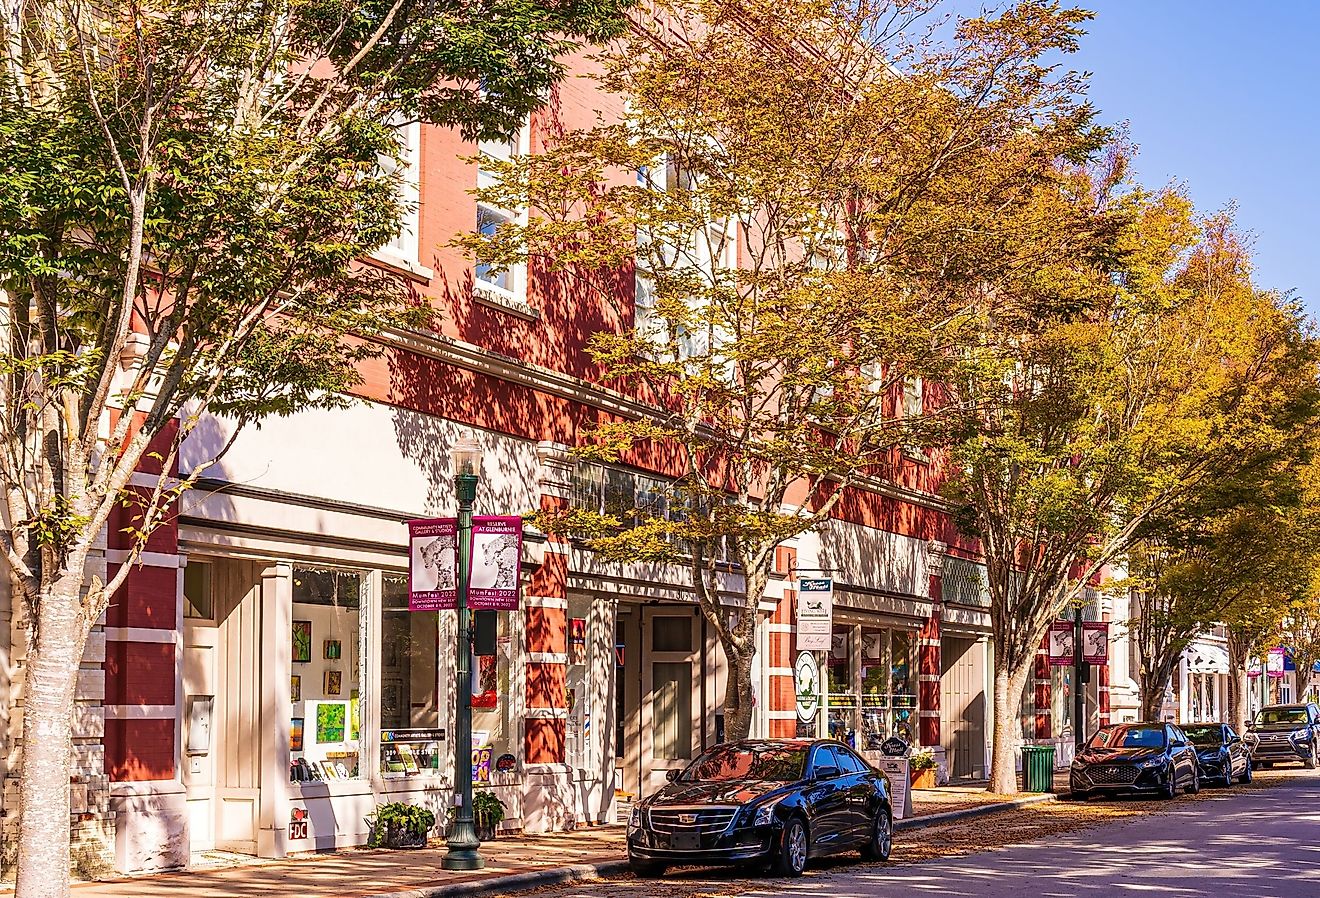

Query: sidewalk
left=44, top=782, right=1060, bottom=898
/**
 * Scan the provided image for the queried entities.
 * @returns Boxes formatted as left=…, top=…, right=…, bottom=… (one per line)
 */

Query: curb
left=361, top=793, right=1059, bottom=898
left=895, top=791, right=1057, bottom=830
left=363, top=859, right=633, bottom=898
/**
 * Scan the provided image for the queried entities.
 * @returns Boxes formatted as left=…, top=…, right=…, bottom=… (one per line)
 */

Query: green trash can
left=1020, top=745, right=1055, bottom=792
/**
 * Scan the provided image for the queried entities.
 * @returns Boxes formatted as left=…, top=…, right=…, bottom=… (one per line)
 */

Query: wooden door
left=640, top=607, right=701, bottom=796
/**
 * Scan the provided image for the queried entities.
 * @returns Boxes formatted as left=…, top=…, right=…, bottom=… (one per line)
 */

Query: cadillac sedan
left=1070, top=722, right=1200, bottom=800
left=626, top=739, right=893, bottom=878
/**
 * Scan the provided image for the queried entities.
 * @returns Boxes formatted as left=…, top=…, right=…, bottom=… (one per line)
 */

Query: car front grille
left=1087, top=764, right=1139, bottom=785
left=648, top=806, right=738, bottom=836
left=1255, top=732, right=1292, bottom=744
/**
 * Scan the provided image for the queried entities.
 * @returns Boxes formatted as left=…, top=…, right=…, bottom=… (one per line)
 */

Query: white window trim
left=371, top=121, right=433, bottom=279
left=473, top=123, right=534, bottom=317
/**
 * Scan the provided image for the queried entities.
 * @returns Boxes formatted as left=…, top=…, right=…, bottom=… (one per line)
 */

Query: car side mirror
left=665, top=769, right=681, bottom=783
left=1171, top=739, right=1186, bottom=748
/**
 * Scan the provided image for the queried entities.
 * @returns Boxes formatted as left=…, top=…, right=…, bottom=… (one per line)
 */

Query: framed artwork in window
left=291, top=675, right=301, bottom=703
left=324, top=639, right=342, bottom=660
left=292, top=620, right=312, bottom=663
left=325, top=669, right=342, bottom=696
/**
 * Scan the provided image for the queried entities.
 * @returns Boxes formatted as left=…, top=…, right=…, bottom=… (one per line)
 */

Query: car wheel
left=1240, top=760, right=1254, bottom=784
left=1185, top=766, right=1199, bottom=795
left=1160, top=764, right=1177, bottom=800
left=860, top=810, right=893, bottom=862
left=772, top=817, right=809, bottom=877
left=1307, top=741, right=1317, bottom=769
left=628, top=859, right=667, bottom=878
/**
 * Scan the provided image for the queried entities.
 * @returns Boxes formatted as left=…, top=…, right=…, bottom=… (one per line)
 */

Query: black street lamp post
left=443, top=437, right=484, bottom=871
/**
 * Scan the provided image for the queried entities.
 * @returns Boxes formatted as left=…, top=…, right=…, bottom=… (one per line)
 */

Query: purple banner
left=467, top=516, right=523, bottom=610
left=1082, top=621, right=1109, bottom=665
left=1048, top=620, right=1074, bottom=666
left=408, top=518, right=458, bottom=611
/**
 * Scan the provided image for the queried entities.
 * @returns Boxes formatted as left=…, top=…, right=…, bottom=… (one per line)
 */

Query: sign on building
left=796, top=578, right=833, bottom=651
left=1267, top=647, right=1286, bottom=678
left=1082, top=621, right=1110, bottom=664
left=1048, top=620, right=1075, bottom=666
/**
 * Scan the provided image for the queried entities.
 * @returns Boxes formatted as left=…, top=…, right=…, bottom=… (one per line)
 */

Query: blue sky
left=938, top=2, right=1319, bottom=317
left=1066, top=2, right=1320, bottom=317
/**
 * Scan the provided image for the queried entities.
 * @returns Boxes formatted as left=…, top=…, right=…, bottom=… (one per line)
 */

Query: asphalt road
left=753, top=769, right=1320, bottom=898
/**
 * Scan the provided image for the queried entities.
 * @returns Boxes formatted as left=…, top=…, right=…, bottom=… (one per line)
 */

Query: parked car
left=1069, top=722, right=1200, bottom=800
left=626, top=738, right=893, bottom=878
left=1183, top=723, right=1252, bottom=786
left=1246, top=703, right=1320, bottom=768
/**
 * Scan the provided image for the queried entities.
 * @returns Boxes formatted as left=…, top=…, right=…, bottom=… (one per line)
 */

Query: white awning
left=1185, top=641, right=1229, bottom=674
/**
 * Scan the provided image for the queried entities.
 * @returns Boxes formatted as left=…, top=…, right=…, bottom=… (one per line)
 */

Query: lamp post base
left=442, top=823, right=485, bottom=871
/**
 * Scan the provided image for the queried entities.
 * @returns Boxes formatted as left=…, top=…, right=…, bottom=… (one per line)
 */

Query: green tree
left=466, top=0, right=1102, bottom=740
left=943, top=193, right=1320, bottom=792
left=0, top=0, right=630, bottom=891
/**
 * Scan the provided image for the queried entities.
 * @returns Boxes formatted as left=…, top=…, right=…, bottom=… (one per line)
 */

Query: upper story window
left=373, top=121, right=421, bottom=269
left=902, top=376, right=924, bottom=418
left=474, top=123, right=531, bottom=314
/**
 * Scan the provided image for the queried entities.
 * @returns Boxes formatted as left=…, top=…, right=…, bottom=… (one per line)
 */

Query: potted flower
left=473, top=790, right=507, bottom=842
left=367, top=802, right=436, bottom=849
left=909, top=747, right=937, bottom=789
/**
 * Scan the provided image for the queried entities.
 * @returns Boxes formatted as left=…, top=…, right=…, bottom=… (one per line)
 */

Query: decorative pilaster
left=918, top=542, right=945, bottom=747
left=524, top=443, right=571, bottom=764
left=1033, top=637, right=1052, bottom=740
left=766, top=547, right=798, bottom=739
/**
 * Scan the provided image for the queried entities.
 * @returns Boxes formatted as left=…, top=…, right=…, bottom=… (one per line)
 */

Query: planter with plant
left=909, top=748, right=937, bottom=789
left=472, top=791, right=507, bottom=841
left=367, top=802, right=436, bottom=849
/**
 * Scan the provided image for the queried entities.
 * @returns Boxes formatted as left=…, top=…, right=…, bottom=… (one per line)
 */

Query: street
left=530, top=771, right=1320, bottom=898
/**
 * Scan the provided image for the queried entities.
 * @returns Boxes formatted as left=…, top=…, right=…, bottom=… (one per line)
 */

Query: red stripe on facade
left=530, top=552, right=567, bottom=599
left=107, top=488, right=179, bottom=553
left=105, top=564, right=178, bottom=630
left=526, top=661, right=567, bottom=709
left=526, top=607, right=567, bottom=655
left=105, top=718, right=175, bottom=782
left=525, top=719, right=567, bottom=764
left=104, top=641, right=176, bottom=707
left=769, top=632, right=791, bottom=669
left=1034, top=647, right=1052, bottom=740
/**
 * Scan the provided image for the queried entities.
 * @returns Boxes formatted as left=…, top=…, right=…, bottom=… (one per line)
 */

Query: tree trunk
left=15, top=579, right=91, bottom=898
left=1227, top=630, right=1250, bottom=734
left=988, top=662, right=1032, bottom=795
left=723, top=644, right=757, bottom=741
left=1138, top=658, right=1177, bottom=723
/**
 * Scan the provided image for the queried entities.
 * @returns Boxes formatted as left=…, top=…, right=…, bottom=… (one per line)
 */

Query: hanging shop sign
left=407, top=518, right=458, bottom=611
left=1048, top=620, right=1075, bottom=666
left=468, top=515, right=523, bottom=610
left=1267, top=647, right=1286, bottom=678
left=1082, top=621, right=1110, bottom=665
left=794, top=651, right=821, bottom=721
left=796, top=578, right=834, bottom=652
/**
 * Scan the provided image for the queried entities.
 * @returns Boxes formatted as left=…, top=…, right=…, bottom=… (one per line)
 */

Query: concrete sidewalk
left=42, top=783, right=1060, bottom=898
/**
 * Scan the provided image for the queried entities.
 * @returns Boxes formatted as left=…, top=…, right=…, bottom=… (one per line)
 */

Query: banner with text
left=1048, top=620, right=1075, bottom=666
left=468, top=516, right=523, bottom=610
left=408, top=518, right=458, bottom=611
left=1082, top=621, right=1110, bottom=665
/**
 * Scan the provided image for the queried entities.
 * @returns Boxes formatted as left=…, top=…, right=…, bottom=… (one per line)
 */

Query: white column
left=258, top=563, right=292, bottom=858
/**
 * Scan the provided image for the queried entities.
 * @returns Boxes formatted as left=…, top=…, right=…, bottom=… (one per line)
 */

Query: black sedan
left=626, top=739, right=893, bottom=877
left=1069, top=722, right=1200, bottom=800
left=1184, top=723, right=1252, bottom=786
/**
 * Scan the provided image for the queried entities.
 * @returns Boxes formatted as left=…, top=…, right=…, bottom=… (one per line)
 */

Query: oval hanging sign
left=795, top=651, right=821, bottom=722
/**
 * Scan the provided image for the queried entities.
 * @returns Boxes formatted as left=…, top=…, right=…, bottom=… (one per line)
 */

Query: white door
left=640, top=607, right=702, bottom=796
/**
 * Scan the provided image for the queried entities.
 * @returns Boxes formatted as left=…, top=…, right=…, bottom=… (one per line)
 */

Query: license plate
left=671, top=833, right=700, bottom=850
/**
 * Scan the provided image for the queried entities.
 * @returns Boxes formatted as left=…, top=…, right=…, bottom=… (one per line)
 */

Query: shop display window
left=471, top=609, right=514, bottom=781
left=290, top=567, right=364, bottom=782
left=379, top=574, right=445, bottom=777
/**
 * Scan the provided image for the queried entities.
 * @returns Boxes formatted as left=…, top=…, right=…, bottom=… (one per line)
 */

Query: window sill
left=369, top=250, right=434, bottom=283
left=473, top=285, right=540, bottom=321
left=903, top=448, right=931, bottom=465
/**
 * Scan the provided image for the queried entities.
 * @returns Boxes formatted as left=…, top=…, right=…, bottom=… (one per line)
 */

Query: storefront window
left=890, top=631, right=916, bottom=741
left=471, top=610, right=515, bottom=781
left=827, top=627, right=856, bottom=746
left=379, top=575, right=445, bottom=777
left=566, top=595, right=595, bottom=769
left=1052, top=665, right=1074, bottom=740
left=290, top=567, right=364, bottom=782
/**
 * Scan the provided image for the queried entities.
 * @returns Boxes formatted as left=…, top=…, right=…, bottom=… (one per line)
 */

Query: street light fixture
left=442, top=434, right=484, bottom=871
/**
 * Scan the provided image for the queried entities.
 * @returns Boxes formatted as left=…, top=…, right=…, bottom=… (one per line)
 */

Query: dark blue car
left=626, top=739, right=893, bottom=877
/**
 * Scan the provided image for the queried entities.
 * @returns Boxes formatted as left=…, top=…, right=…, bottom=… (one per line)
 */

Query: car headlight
left=628, top=806, right=643, bottom=834
left=1293, top=729, right=1309, bottom=742
left=1139, top=757, right=1165, bottom=768
left=752, top=797, right=785, bottom=827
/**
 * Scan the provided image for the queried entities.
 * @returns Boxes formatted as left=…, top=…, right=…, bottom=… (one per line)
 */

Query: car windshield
left=1257, top=708, right=1308, bottom=726
left=679, top=744, right=807, bottom=783
left=1182, top=726, right=1224, bottom=747
left=1088, top=726, right=1166, bottom=750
